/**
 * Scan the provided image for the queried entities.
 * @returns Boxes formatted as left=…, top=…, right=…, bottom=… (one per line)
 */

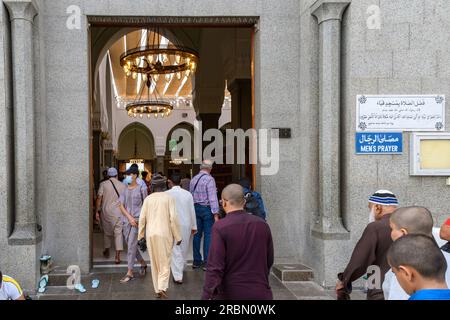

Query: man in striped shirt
left=0, top=271, right=25, bottom=300
left=190, top=160, right=220, bottom=270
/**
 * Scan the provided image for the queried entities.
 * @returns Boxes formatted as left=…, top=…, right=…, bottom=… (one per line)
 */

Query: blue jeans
left=193, top=204, right=214, bottom=266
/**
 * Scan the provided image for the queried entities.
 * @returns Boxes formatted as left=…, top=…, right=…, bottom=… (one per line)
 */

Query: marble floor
left=36, top=230, right=366, bottom=300
left=34, top=266, right=366, bottom=300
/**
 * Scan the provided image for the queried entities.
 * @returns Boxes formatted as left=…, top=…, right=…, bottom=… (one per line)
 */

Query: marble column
left=311, top=0, right=350, bottom=239
left=4, top=0, right=40, bottom=244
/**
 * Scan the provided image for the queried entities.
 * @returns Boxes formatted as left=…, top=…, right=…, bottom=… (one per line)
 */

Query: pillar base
left=8, top=223, right=42, bottom=245
left=311, top=223, right=350, bottom=240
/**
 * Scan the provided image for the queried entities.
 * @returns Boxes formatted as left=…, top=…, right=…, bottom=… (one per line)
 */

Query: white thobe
left=138, top=192, right=181, bottom=293
left=166, top=186, right=197, bottom=281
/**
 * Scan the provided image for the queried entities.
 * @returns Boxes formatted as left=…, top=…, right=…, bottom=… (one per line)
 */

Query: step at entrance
left=272, top=264, right=314, bottom=282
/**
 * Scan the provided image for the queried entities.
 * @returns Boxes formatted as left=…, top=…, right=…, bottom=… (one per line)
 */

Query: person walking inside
left=190, top=160, right=219, bottom=270
left=167, top=173, right=197, bottom=284
left=95, top=167, right=126, bottom=264
left=202, top=184, right=274, bottom=300
left=138, top=174, right=182, bottom=299
left=118, top=165, right=148, bottom=283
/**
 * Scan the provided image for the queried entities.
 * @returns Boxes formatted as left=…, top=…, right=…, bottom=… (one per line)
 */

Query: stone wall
left=2, top=0, right=450, bottom=291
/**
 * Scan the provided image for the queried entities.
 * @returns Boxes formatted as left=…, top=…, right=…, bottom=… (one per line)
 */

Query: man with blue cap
left=95, top=167, right=126, bottom=264
left=335, top=190, right=399, bottom=300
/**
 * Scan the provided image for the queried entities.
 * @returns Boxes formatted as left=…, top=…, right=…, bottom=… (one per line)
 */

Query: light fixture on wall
left=126, top=77, right=173, bottom=119
left=120, top=27, right=198, bottom=79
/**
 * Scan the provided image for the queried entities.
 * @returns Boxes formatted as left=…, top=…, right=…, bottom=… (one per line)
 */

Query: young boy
left=387, top=234, right=450, bottom=300
left=383, top=206, right=450, bottom=299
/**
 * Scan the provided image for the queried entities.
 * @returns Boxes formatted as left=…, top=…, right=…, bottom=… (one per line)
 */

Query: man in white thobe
left=167, top=173, right=197, bottom=284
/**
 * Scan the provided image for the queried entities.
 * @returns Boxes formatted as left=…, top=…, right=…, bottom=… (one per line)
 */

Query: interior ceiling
left=108, top=29, right=193, bottom=100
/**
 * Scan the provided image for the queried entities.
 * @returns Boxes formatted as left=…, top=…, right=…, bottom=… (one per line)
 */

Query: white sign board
left=356, top=95, right=445, bottom=132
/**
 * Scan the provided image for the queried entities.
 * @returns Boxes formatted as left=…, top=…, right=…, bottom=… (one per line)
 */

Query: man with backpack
left=238, top=177, right=267, bottom=221
left=95, top=167, right=126, bottom=264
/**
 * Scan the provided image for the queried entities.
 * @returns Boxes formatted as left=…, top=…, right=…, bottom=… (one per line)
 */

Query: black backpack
left=244, top=192, right=265, bottom=220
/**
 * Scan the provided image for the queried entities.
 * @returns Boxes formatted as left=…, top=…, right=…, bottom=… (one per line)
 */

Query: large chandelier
left=126, top=78, right=173, bottom=119
left=120, top=27, right=198, bottom=80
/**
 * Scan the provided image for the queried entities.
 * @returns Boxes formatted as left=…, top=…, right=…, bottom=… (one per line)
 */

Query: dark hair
left=387, top=234, right=447, bottom=281
left=158, top=172, right=163, bottom=176
left=141, top=171, right=148, bottom=179
left=238, top=177, right=251, bottom=189
left=185, top=173, right=191, bottom=179
left=170, top=173, right=182, bottom=186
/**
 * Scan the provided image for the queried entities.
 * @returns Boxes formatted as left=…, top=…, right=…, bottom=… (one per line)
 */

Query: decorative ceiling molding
left=87, top=16, right=259, bottom=27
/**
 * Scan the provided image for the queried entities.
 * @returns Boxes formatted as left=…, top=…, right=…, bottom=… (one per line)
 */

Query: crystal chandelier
left=120, top=27, right=198, bottom=80
left=126, top=78, right=173, bottom=119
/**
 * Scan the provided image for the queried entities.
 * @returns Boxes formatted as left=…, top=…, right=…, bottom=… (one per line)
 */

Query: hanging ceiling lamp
left=120, top=27, right=198, bottom=79
left=126, top=77, right=173, bottom=119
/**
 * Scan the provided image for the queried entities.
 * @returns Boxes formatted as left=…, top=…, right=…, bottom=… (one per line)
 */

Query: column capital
left=310, top=0, right=351, bottom=25
left=3, top=0, right=37, bottom=22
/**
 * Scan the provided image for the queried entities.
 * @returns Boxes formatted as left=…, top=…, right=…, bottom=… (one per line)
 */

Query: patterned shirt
left=190, top=171, right=219, bottom=214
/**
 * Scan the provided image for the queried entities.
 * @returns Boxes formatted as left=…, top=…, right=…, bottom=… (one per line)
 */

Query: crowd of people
left=336, top=190, right=450, bottom=300
left=2, top=174, right=450, bottom=300
left=93, top=159, right=271, bottom=299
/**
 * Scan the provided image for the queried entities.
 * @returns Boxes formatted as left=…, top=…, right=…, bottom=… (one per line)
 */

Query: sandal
left=91, top=279, right=100, bottom=289
left=140, top=265, right=147, bottom=276
left=160, top=291, right=168, bottom=299
left=120, top=275, right=134, bottom=283
left=38, top=275, right=48, bottom=293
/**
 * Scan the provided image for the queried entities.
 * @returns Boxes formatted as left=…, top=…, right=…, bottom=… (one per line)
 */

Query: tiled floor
left=35, top=266, right=366, bottom=300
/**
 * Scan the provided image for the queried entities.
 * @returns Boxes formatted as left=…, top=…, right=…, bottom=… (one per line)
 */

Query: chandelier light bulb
left=186, top=57, right=191, bottom=65
left=175, top=55, right=181, bottom=64
left=162, top=54, right=168, bottom=63
left=139, top=114, right=143, bottom=118
left=190, top=61, right=196, bottom=72
left=132, top=72, right=137, bottom=80
left=153, top=74, right=159, bottom=82
left=154, top=113, right=158, bottom=119
left=126, top=70, right=131, bottom=77
left=147, top=114, right=151, bottom=118
left=135, top=57, right=140, bottom=65
left=133, top=113, right=137, bottom=118
left=165, top=74, right=171, bottom=82
left=185, top=69, right=191, bottom=77
left=147, top=54, right=153, bottom=63
left=142, top=74, right=148, bottom=82
left=176, top=72, right=182, bottom=80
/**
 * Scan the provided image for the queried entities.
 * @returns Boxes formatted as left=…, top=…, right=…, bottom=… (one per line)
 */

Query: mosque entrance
left=88, top=17, right=257, bottom=267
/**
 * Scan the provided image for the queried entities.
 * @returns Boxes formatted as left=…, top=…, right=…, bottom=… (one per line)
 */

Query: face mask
left=123, top=175, right=132, bottom=185
left=369, top=207, right=376, bottom=223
